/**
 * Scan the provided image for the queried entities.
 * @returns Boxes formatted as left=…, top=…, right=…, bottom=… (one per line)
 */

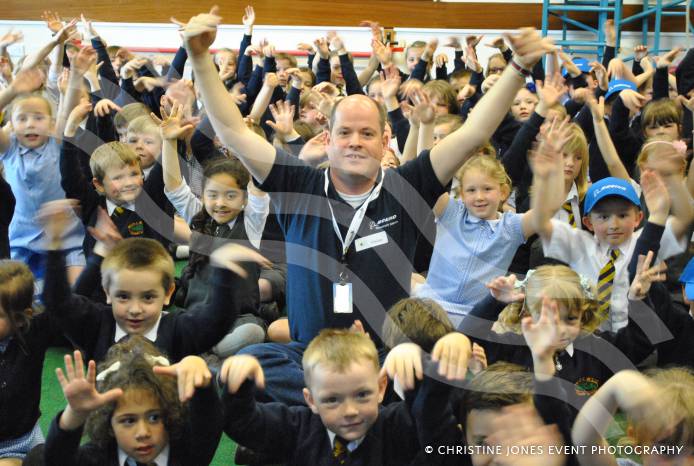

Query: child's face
left=95, top=163, right=144, bottom=205
left=276, top=58, right=291, bottom=87
left=127, top=130, right=162, bottom=170
left=367, top=81, right=384, bottom=105
left=487, top=56, right=506, bottom=76
left=298, top=71, right=313, bottom=91
left=644, top=122, right=680, bottom=140
left=300, top=102, right=324, bottom=130
left=330, top=56, right=344, bottom=85
left=427, top=93, right=450, bottom=116
left=380, top=149, right=398, bottom=169
left=511, top=88, right=538, bottom=122
left=203, top=173, right=246, bottom=225
left=11, top=98, right=52, bottom=149
left=433, top=123, right=453, bottom=146
left=562, top=150, right=583, bottom=184
left=111, top=387, right=169, bottom=464
left=460, top=168, right=507, bottom=220
left=303, top=360, right=387, bottom=442
left=583, top=198, right=643, bottom=247
left=105, top=268, right=173, bottom=336
left=406, top=47, right=423, bottom=73
left=465, top=408, right=504, bottom=466
left=530, top=300, right=583, bottom=350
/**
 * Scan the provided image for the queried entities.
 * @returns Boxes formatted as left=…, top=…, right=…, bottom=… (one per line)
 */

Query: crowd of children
left=0, top=5, right=692, bottom=466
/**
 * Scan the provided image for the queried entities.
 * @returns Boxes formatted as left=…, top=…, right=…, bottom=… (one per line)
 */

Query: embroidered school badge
left=575, top=377, right=600, bottom=396
left=127, top=220, right=144, bottom=236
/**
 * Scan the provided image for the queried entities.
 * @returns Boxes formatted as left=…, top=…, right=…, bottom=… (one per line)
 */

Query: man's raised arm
left=430, top=28, right=553, bottom=185
left=180, top=7, right=275, bottom=182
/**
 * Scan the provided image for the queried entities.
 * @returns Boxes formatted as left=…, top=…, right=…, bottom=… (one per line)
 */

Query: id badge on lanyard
left=325, top=169, right=384, bottom=315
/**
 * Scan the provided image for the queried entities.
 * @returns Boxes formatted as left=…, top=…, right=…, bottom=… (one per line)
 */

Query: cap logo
left=593, top=184, right=627, bottom=199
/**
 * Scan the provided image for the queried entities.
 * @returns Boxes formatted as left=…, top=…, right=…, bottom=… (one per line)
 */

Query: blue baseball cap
left=679, top=257, right=694, bottom=300
left=562, top=57, right=592, bottom=77
left=605, top=79, right=637, bottom=100
left=584, top=177, right=641, bottom=214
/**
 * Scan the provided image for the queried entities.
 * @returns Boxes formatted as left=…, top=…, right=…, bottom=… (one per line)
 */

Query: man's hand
left=172, top=6, right=222, bottom=57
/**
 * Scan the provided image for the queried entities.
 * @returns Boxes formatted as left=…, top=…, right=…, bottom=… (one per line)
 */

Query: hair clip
left=642, top=139, right=688, bottom=156
left=512, top=269, right=594, bottom=300
left=96, top=361, right=121, bottom=382
left=95, top=355, right=170, bottom=382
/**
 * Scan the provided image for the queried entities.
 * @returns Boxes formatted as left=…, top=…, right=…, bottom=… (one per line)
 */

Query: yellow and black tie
left=112, top=206, right=126, bottom=218
left=332, top=436, right=348, bottom=464
left=597, top=249, right=620, bottom=319
left=562, top=201, right=576, bottom=228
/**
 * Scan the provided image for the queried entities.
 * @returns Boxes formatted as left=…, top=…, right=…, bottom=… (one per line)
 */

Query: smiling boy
left=535, top=176, right=691, bottom=331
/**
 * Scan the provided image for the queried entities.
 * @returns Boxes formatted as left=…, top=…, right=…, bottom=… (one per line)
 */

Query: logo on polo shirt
left=369, top=214, right=398, bottom=230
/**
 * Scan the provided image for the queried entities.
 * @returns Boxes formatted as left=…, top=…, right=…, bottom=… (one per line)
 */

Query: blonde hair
left=113, top=103, right=149, bottom=131
left=563, top=123, right=590, bottom=201
left=637, top=135, right=687, bottom=174
left=455, top=153, right=511, bottom=207
left=90, top=142, right=141, bottom=183
left=423, top=80, right=458, bottom=114
left=0, top=260, right=35, bottom=338
left=101, top=238, right=174, bottom=294
left=631, top=367, right=694, bottom=449
left=497, top=265, right=603, bottom=333
left=10, top=93, right=54, bottom=119
left=127, top=115, right=160, bottom=137
left=303, top=329, right=379, bottom=386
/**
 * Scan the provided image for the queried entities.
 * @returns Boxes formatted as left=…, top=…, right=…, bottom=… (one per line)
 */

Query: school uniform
left=542, top=218, right=685, bottom=331
left=60, top=137, right=174, bottom=259
left=222, top=373, right=454, bottom=466
left=42, top=250, right=243, bottom=363
left=415, top=197, right=526, bottom=325
left=44, top=384, right=223, bottom=466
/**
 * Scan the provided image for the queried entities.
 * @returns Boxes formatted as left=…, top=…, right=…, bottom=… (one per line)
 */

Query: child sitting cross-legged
left=44, top=337, right=223, bottom=466
left=38, top=199, right=271, bottom=364
left=220, top=328, right=472, bottom=466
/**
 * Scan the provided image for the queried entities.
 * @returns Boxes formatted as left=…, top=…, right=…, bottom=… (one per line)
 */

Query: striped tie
left=597, top=249, right=620, bottom=319
left=562, top=201, right=576, bottom=228
left=332, top=436, right=348, bottom=464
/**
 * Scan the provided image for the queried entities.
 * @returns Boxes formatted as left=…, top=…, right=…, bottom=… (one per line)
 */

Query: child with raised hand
left=413, top=122, right=573, bottom=325
left=572, top=367, right=694, bottom=466
left=0, top=62, right=86, bottom=287
left=220, top=328, right=471, bottom=466
left=158, top=104, right=272, bottom=357
left=532, top=108, right=692, bottom=331
left=460, top=248, right=668, bottom=414
left=61, top=47, right=175, bottom=263
left=39, top=199, right=270, bottom=363
left=0, top=260, right=68, bottom=463
left=44, top=337, right=223, bottom=466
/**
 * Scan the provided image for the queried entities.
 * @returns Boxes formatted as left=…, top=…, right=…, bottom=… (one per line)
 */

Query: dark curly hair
left=85, top=336, right=186, bottom=449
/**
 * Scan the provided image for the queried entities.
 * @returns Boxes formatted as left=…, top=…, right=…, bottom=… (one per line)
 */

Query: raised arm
left=180, top=8, right=275, bottom=182
left=586, top=94, right=630, bottom=180
left=430, top=29, right=553, bottom=185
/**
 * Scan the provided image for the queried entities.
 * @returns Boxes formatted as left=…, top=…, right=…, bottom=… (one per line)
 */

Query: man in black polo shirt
left=183, top=9, right=553, bottom=404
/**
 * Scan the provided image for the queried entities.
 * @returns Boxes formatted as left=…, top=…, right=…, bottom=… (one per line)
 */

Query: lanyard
left=324, top=168, right=384, bottom=262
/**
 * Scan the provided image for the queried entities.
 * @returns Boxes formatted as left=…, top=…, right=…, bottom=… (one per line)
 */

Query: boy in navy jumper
left=221, top=329, right=471, bottom=466
left=39, top=200, right=271, bottom=363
